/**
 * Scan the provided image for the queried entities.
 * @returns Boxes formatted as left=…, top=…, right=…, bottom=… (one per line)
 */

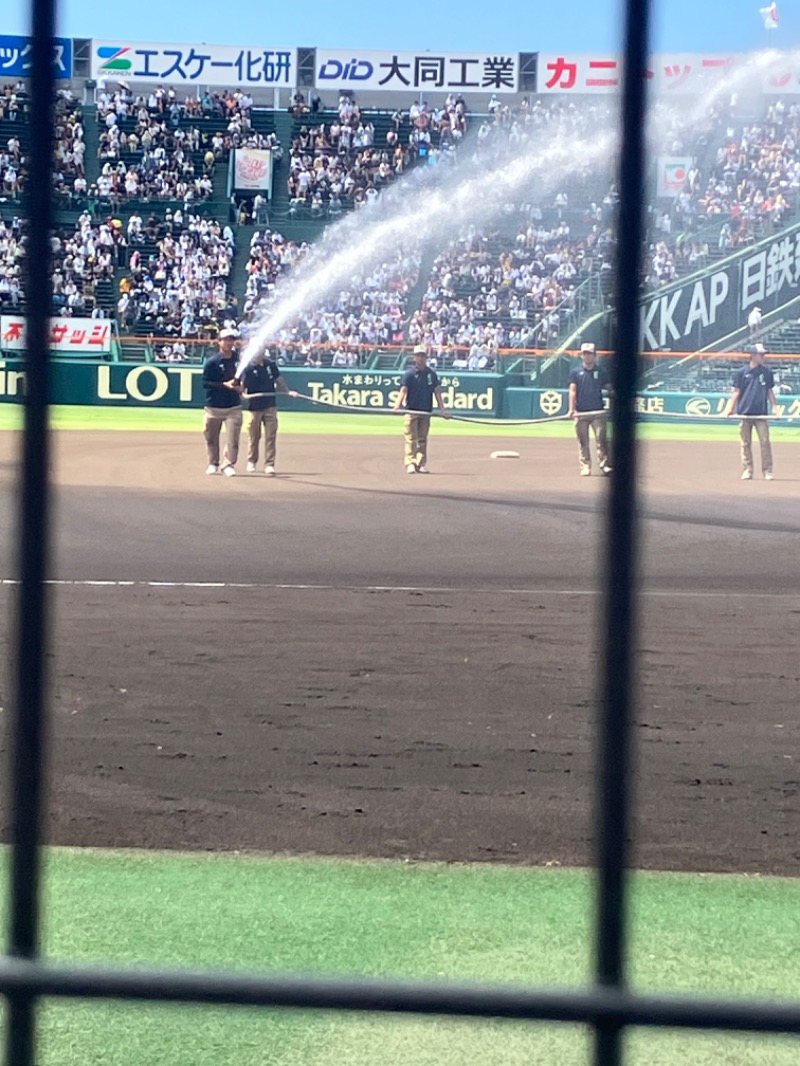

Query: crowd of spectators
left=2, top=88, right=83, bottom=205
left=0, top=211, right=124, bottom=315
left=407, top=207, right=616, bottom=356
left=239, top=226, right=419, bottom=361
left=94, top=86, right=281, bottom=207
left=116, top=210, right=237, bottom=337
left=0, top=214, right=24, bottom=309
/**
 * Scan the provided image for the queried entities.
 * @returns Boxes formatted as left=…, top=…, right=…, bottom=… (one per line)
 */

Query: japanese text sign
left=1, top=316, right=112, bottom=355
left=91, top=40, right=297, bottom=87
left=537, top=53, right=738, bottom=95
left=315, top=49, right=519, bottom=94
left=0, top=34, right=72, bottom=78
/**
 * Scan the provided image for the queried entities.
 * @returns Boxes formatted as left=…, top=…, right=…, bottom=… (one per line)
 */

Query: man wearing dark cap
left=567, top=342, right=612, bottom=477
left=725, top=344, right=777, bottom=480
left=393, top=344, right=450, bottom=473
left=201, top=328, right=242, bottom=476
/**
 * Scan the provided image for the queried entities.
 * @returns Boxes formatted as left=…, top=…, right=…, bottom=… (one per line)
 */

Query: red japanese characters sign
left=1, top=316, right=112, bottom=354
left=537, top=53, right=738, bottom=95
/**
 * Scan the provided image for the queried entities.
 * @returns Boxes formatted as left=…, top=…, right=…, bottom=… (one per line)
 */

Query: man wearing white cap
left=393, top=344, right=450, bottom=472
left=567, top=343, right=612, bottom=477
left=201, top=328, right=242, bottom=476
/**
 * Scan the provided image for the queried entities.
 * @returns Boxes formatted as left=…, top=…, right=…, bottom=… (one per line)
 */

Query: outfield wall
left=3, top=359, right=800, bottom=422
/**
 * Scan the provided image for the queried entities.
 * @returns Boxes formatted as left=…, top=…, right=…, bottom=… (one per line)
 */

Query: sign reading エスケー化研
left=91, top=40, right=296, bottom=87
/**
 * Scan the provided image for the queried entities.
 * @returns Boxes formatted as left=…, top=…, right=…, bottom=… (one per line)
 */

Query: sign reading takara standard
left=0, top=362, right=498, bottom=415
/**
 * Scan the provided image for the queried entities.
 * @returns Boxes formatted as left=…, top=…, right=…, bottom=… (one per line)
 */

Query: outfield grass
left=2, top=404, right=800, bottom=442
left=1, top=850, right=798, bottom=1065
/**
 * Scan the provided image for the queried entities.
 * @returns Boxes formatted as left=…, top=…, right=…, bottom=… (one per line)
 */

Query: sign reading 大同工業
left=315, top=49, right=519, bottom=94
left=91, top=40, right=297, bottom=87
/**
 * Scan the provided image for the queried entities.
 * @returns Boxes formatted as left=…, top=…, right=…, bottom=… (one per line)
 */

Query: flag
left=760, top=3, right=779, bottom=30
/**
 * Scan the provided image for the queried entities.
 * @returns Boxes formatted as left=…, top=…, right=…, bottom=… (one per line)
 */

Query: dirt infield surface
left=1, top=429, right=799, bottom=875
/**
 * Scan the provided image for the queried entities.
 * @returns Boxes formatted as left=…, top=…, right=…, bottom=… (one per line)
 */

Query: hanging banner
left=1, top=316, right=112, bottom=355
left=233, top=148, right=273, bottom=195
left=656, top=156, right=692, bottom=197
left=315, top=48, right=518, bottom=94
left=91, top=39, right=297, bottom=87
left=0, top=33, right=72, bottom=78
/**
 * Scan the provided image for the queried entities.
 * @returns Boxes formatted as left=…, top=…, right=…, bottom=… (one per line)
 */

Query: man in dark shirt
left=393, top=344, right=450, bottom=473
left=567, top=343, right=612, bottom=476
left=201, top=328, right=243, bottom=476
left=239, top=349, right=297, bottom=475
left=725, top=344, right=777, bottom=480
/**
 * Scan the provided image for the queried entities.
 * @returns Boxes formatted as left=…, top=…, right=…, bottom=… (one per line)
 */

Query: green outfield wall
left=2, top=359, right=800, bottom=423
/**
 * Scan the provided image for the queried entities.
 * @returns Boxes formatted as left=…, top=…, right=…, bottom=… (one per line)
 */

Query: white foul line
left=0, top=579, right=798, bottom=599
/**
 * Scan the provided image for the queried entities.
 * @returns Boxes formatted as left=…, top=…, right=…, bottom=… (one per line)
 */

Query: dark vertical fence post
left=5, top=0, right=56, bottom=1063
left=594, top=0, right=650, bottom=1063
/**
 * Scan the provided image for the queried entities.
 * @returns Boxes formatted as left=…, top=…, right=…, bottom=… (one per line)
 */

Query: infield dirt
left=1, top=430, right=798, bottom=874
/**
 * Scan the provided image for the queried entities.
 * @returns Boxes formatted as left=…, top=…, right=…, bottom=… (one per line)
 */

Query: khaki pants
left=248, top=408, right=278, bottom=466
left=575, top=413, right=609, bottom=473
left=404, top=413, right=431, bottom=467
left=204, top=405, right=242, bottom=468
left=739, top=417, right=772, bottom=476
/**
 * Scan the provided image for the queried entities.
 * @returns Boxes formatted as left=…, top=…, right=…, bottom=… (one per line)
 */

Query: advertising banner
left=0, top=33, right=72, bottom=78
left=639, top=223, right=800, bottom=350
left=315, top=48, right=518, bottom=94
left=656, top=156, right=692, bottom=197
left=0, top=363, right=498, bottom=415
left=91, top=40, right=297, bottom=87
left=233, top=148, right=273, bottom=194
left=1, top=316, right=112, bottom=355
left=505, top=388, right=800, bottom=422
left=537, top=52, right=738, bottom=95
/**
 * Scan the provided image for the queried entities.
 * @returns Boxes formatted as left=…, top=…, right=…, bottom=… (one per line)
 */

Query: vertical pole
left=5, top=0, right=56, bottom=1063
left=593, top=0, right=650, bottom=1064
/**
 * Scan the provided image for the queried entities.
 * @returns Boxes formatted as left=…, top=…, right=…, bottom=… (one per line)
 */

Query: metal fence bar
left=593, top=0, right=650, bottom=1062
left=5, top=0, right=800, bottom=1058
left=5, top=0, right=56, bottom=1065
left=1, top=959, right=800, bottom=1034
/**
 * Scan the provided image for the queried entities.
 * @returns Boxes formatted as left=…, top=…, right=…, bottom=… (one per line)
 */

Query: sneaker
left=764, top=472, right=774, bottom=481
left=741, top=471, right=753, bottom=480
left=246, top=462, right=257, bottom=473
left=580, top=469, right=591, bottom=477
left=205, top=464, right=219, bottom=475
left=265, top=465, right=276, bottom=476
left=223, top=465, right=236, bottom=477
left=406, top=464, right=417, bottom=474
left=417, top=465, right=429, bottom=473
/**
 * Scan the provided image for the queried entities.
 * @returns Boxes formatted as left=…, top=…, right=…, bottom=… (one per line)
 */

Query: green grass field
left=1, top=850, right=799, bottom=1065
left=2, top=403, right=800, bottom=441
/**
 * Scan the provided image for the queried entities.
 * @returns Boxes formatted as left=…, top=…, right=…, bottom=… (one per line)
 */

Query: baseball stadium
left=2, top=3, right=800, bottom=1065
